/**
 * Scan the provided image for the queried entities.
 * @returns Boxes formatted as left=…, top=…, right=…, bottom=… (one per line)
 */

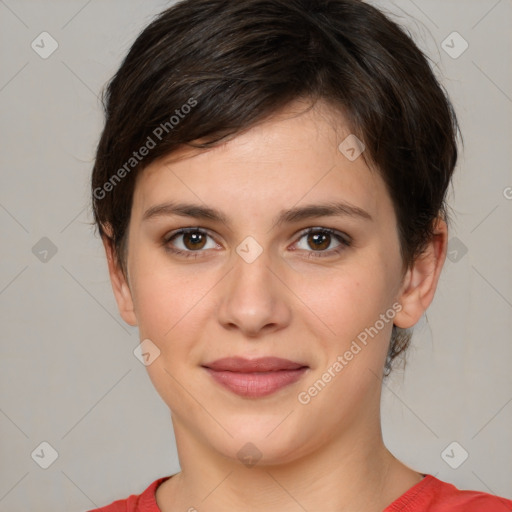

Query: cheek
left=130, top=261, right=193, bottom=341
left=129, top=240, right=185, bottom=312
left=129, top=254, right=222, bottom=364
left=132, top=271, right=176, bottom=339
left=291, top=263, right=390, bottom=343
left=130, top=264, right=208, bottom=409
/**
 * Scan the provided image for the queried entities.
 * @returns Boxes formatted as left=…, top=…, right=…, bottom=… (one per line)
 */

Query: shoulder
left=89, top=476, right=172, bottom=512
left=386, top=474, right=512, bottom=512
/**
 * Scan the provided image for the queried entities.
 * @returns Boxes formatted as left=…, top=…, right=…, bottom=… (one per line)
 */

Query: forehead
left=131, top=100, right=393, bottom=227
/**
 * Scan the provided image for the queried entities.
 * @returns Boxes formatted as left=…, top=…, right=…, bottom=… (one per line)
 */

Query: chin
left=205, top=418, right=316, bottom=468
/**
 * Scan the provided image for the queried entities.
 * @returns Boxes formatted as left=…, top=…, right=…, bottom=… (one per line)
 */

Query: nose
left=216, top=245, right=292, bottom=338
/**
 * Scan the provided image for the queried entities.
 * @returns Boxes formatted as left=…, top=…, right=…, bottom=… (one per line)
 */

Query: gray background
left=0, top=0, right=511, bottom=510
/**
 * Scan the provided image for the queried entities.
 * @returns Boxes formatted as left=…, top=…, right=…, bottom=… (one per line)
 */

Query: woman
left=90, top=0, right=512, bottom=510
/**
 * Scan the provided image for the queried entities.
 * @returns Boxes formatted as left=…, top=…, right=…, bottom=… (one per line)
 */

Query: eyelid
left=293, top=226, right=352, bottom=245
left=164, top=226, right=215, bottom=240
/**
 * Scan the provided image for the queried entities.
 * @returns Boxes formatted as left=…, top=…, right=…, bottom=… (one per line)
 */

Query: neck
left=156, top=414, right=422, bottom=512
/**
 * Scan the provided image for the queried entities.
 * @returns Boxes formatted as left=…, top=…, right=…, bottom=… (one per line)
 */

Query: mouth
left=202, top=357, right=309, bottom=398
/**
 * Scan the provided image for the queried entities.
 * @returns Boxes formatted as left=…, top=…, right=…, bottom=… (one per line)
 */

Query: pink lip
left=202, top=357, right=309, bottom=398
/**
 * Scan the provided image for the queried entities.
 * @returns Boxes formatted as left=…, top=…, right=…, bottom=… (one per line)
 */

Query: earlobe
left=393, top=218, right=448, bottom=329
left=102, top=236, right=138, bottom=327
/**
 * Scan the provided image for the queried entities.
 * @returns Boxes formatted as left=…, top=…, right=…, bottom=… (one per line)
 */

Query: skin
left=104, top=99, right=448, bottom=511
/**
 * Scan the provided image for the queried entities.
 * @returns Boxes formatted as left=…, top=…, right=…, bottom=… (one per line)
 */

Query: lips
left=203, top=356, right=307, bottom=372
left=202, top=357, right=309, bottom=398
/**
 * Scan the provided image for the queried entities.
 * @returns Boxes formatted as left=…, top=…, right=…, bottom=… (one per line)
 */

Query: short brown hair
left=91, top=0, right=461, bottom=373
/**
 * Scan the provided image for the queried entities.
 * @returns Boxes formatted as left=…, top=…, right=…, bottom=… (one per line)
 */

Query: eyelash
left=162, top=227, right=352, bottom=260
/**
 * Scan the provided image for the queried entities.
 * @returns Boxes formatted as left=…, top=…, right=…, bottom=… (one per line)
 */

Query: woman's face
left=111, top=100, right=428, bottom=465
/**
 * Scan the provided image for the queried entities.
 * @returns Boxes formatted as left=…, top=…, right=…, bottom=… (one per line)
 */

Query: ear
left=393, top=217, right=448, bottom=329
left=102, top=236, right=138, bottom=326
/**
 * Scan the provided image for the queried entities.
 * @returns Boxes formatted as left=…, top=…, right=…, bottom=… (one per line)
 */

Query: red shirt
left=90, top=474, right=512, bottom=511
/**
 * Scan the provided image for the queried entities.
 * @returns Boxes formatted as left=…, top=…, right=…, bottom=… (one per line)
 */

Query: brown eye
left=164, top=228, right=218, bottom=257
left=182, top=231, right=207, bottom=250
left=307, top=231, right=331, bottom=251
left=294, top=227, right=351, bottom=258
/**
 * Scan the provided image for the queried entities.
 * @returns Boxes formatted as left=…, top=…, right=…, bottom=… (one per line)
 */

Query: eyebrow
left=142, top=200, right=373, bottom=228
